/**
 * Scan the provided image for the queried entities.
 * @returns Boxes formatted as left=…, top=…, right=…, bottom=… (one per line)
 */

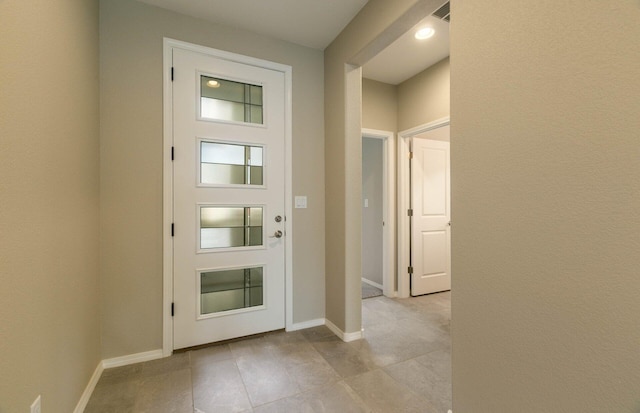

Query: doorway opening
left=398, top=119, right=451, bottom=297
left=361, top=129, right=396, bottom=299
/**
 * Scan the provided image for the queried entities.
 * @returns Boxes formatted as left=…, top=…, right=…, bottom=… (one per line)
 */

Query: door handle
left=269, top=230, right=283, bottom=239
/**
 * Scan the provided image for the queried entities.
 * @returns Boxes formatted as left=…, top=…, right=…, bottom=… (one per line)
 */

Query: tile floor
left=85, top=292, right=451, bottom=413
left=361, top=281, right=383, bottom=299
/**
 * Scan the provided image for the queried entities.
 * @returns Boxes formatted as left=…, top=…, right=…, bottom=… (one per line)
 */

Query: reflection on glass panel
left=248, top=207, right=263, bottom=227
left=201, top=207, right=244, bottom=228
left=200, top=206, right=263, bottom=249
left=249, top=147, right=263, bottom=166
left=201, top=228, right=245, bottom=249
left=249, top=105, right=263, bottom=124
left=249, top=166, right=263, bottom=186
left=201, top=99, right=245, bottom=123
left=201, top=163, right=245, bottom=185
left=200, top=141, right=264, bottom=186
left=200, top=75, right=263, bottom=124
left=248, top=227, right=263, bottom=246
left=200, top=267, right=264, bottom=315
left=201, top=142, right=245, bottom=165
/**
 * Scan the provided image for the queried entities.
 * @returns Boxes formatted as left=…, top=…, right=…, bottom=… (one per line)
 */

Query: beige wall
left=398, top=57, right=450, bottom=131
left=362, top=78, right=398, bottom=132
left=363, top=57, right=450, bottom=133
left=451, top=2, right=640, bottom=411
left=0, top=0, right=101, bottom=411
left=100, top=0, right=325, bottom=358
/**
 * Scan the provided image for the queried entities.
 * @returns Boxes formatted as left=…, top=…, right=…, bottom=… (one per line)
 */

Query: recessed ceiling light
left=415, top=27, right=435, bottom=40
left=206, top=80, right=221, bottom=88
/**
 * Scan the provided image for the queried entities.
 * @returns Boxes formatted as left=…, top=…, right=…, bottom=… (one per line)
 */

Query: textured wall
left=362, top=78, right=398, bottom=132
left=100, top=0, right=325, bottom=358
left=0, top=0, right=101, bottom=411
left=398, top=57, right=449, bottom=131
left=451, top=1, right=640, bottom=411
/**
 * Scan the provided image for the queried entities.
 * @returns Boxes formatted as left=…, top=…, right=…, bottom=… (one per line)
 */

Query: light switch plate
left=295, top=196, right=307, bottom=209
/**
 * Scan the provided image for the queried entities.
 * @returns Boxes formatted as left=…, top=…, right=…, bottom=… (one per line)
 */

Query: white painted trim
left=283, top=59, right=294, bottom=335
left=325, top=319, right=363, bottom=342
left=102, top=349, right=164, bottom=369
left=73, top=362, right=103, bottom=413
left=397, top=117, right=450, bottom=298
left=287, top=318, right=326, bottom=332
left=361, top=128, right=396, bottom=298
left=162, top=38, right=175, bottom=357
left=162, top=38, right=293, bottom=354
left=361, top=277, right=383, bottom=290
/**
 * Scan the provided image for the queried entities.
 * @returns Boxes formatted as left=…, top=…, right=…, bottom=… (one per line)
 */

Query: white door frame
left=361, top=129, right=396, bottom=297
left=162, top=38, right=293, bottom=356
left=397, top=117, right=450, bottom=298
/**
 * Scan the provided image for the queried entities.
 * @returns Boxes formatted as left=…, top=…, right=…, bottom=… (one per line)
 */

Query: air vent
left=432, top=1, right=450, bottom=22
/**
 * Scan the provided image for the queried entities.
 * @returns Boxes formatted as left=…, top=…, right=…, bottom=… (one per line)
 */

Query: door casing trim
left=397, top=117, right=450, bottom=298
left=162, top=38, right=293, bottom=356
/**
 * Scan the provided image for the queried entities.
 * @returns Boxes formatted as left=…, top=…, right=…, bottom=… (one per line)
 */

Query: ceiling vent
left=432, top=1, right=450, bottom=22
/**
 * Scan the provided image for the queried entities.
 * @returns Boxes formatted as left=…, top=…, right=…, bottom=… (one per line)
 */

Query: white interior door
left=172, top=48, right=286, bottom=349
left=411, top=132, right=451, bottom=296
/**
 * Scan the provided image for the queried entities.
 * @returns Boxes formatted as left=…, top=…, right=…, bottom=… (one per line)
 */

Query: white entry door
left=172, top=47, right=286, bottom=349
left=411, top=131, right=451, bottom=296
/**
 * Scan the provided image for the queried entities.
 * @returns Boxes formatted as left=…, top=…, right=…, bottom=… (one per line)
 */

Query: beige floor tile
left=84, top=380, right=139, bottom=413
left=345, top=369, right=437, bottom=413
left=312, top=336, right=376, bottom=378
left=300, top=325, right=335, bottom=342
left=236, top=352, right=301, bottom=406
left=285, top=356, right=341, bottom=392
left=271, top=342, right=327, bottom=368
left=133, top=368, right=193, bottom=412
left=190, top=343, right=233, bottom=367
left=254, top=381, right=371, bottom=413
left=192, top=359, right=252, bottom=413
left=86, top=294, right=451, bottom=412
left=384, top=354, right=451, bottom=412
left=140, top=352, right=190, bottom=378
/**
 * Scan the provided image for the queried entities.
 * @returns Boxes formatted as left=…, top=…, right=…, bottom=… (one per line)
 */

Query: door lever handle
left=269, top=230, right=283, bottom=239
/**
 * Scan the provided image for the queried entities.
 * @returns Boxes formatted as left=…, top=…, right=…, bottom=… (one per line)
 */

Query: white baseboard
left=102, top=349, right=164, bottom=369
left=325, top=319, right=363, bottom=342
left=74, top=349, right=165, bottom=411
left=287, top=318, right=326, bottom=332
left=361, top=277, right=383, bottom=290
left=73, top=361, right=103, bottom=413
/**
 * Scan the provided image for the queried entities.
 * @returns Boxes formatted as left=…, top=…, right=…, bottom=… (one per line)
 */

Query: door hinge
left=171, top=67, right=174, bottom=81
left=171, top=146, right=175, bottom=161
left=171, top=223, right=175, bottom=237
left=407, top=209, right=413, bottom=217
left=171, top=302, right=174, bottom=317
left=408, top=266, right=414, bottom=274
left=408, top=151, right=413, bottom=159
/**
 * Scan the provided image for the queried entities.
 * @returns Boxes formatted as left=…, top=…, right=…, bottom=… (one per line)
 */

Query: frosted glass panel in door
left=200, top=75, right=263, bottom=124
left=200, top=267, right=264, bottom=315
left=200, top=141, right=264, bottom=186
left=200, top=206, right=263, bottom=249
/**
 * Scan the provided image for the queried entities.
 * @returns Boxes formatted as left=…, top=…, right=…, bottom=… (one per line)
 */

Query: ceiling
left=137, top=0, right=369, bottom=50
left=362, top=15, right=450, bottom=85
left=138, top=0, right=449, bottom=85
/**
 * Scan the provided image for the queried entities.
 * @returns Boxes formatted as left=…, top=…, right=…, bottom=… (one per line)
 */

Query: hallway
left=86, top=292, right=451, bottom=412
